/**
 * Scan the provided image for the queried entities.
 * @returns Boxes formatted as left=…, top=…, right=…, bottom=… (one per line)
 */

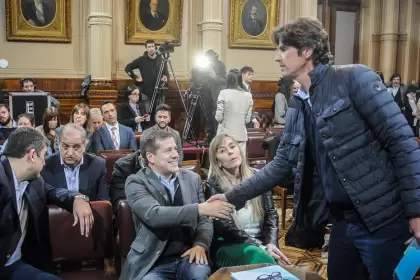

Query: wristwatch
left=74, top=194, right=90, bottom=202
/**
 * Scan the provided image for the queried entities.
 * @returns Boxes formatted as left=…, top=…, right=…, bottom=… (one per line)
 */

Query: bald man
left=41, top=123, right=109, bottom=201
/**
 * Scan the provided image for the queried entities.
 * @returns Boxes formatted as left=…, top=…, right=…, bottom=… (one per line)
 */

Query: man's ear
left=146, top=152, right=154, bottom=165
left=302, top=47, right=314, bottom=59
left=27, top=148, right=36, bottom=163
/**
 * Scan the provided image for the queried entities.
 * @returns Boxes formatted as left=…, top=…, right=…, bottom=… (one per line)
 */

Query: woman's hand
left=266, top=244, right=291, bottom=265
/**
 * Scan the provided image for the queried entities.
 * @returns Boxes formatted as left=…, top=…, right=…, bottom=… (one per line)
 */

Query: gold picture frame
left=125, top=0, right=184, bottom=45
left=229, top=0, right=279, bottom=49
left=6, top=0, right=71, bottom=43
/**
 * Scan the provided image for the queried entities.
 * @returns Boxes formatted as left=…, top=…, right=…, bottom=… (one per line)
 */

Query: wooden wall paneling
left=1, top=78, right=278, bottom=130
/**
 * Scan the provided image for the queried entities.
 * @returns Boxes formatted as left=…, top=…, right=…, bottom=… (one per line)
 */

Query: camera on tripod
left=189, top=55, right=213, bottom=87
left=158, top=40, right=179, bottom=54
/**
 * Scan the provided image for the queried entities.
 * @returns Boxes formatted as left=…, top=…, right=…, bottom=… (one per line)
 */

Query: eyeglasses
left=257, top=272, right=283, bottom=280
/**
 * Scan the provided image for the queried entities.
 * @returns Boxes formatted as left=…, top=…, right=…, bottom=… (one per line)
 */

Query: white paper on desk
left=231, top=265, right=299, bottom=280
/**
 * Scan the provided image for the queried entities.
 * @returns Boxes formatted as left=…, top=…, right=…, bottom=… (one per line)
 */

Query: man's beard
left=0, top=115, right=11, bottom=126
left=158, top=123, right=167, bottom=129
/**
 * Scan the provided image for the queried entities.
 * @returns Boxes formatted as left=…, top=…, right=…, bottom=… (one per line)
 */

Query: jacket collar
left=308, top=63, right=329, bottom=88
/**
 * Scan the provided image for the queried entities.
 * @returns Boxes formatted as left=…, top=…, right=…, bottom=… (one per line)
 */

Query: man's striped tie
left=111, top=127, right=120, bottom=150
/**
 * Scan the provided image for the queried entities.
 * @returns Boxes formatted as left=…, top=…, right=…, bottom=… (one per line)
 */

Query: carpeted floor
left=278, top=209, right=328, bottom=279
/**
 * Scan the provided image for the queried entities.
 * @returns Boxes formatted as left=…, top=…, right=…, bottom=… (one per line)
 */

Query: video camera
left=158, top=40, right=179, bottom=54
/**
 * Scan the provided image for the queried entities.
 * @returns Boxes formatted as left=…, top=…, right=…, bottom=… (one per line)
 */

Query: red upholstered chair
left=47, top=201, right=117, bottom=280
left=116, top=200, right=136, bottom=272
left=247, top=132, right=267, bottom=169
left=247, top=127, right=266, bottom=133
left=97, top=150, right=135, bottom=184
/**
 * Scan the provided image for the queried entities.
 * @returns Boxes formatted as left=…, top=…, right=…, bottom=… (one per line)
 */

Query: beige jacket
left=215, top=88, right=253, bottom=142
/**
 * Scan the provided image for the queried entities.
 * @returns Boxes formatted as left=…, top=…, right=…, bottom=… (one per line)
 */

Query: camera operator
left=20, top=78, right=60, bottom=111
left=199, top=50, right=227, bottom=143
left=125, top=39, right=169, bottom=118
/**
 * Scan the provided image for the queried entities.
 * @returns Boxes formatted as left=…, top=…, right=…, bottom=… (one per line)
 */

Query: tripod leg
left=149, top=58, right=166, bottom=113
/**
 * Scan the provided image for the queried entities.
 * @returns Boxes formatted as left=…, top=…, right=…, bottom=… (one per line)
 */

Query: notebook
left=231, top=265, right=299, bottom=280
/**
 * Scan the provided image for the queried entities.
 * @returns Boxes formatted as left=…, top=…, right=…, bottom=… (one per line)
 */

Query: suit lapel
left=54, top=155, right=68, bottom=189
left=128, top=104, right=137, bottom=117
left=78, top=154, right=89, bottom=195
left=102, top=126, right=114, bottom=150
left=145, top=168, right=170, bottom=205
left=0, top=156, right=18, bottom=215
left=119, top=126, right=126, bottom=148
left=178, top=170, right=192, bottom=205
left=23, top=180, right=43, bottom=242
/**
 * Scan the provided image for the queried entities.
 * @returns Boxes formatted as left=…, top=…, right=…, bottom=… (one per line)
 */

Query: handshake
left=198, top=194, right=235, bottom=219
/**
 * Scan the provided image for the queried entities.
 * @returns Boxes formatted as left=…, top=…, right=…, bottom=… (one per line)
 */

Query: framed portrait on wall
left=229, top=0, right=279, bottom=49
left=5, top=0, right=72, bottom=43
left=126, top=0, right=184, bottom=45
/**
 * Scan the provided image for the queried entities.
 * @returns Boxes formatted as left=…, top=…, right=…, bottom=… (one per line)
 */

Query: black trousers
left=327, top=215, right=410, bottom=280
left=0, top=260, right=61, bottom=280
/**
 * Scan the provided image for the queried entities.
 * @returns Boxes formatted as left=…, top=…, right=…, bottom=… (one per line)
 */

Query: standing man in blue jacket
left=208, top=17, right=420, bottom=280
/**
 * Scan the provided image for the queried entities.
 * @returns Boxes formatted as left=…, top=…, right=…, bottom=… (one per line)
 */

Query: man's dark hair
left=145, top=39, right=155, bottom=47
left=20, top=78, right=35, bottom=88
left=140, top=130, right=174, bottom=165
left=0, top=104, right=10, bottom=112
left=272, top=17, right=333, bottom=66
left=155, top=103, right=171, bottom=114
left=390, top=73, right=401, bottom=82
left=16, top=113, right=35, bottom=126
left=3, top=127, right=47, bottom=158
left=240, top=66, right=254, bottom=74
left=100, top=101, right=115, bottom=113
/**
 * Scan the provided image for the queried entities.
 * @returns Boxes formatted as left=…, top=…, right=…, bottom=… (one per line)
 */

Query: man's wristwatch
left=74, top=194, right=90, bottom=202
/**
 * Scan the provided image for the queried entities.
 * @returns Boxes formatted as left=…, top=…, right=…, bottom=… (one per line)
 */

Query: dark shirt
left=157, top=180, right=192, bottom=264
left=300, top=94, right=353, bottom=210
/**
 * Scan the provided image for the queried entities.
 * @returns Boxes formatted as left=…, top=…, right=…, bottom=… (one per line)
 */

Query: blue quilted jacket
left=226, top=63, right=420, bottom=232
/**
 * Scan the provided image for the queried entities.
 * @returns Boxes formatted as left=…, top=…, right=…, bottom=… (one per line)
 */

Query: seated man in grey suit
left=122, top=130, right=235, bottom=280
left=41, top=123, right=109, bottom=201
left=91, top=101, right=137, bottom=152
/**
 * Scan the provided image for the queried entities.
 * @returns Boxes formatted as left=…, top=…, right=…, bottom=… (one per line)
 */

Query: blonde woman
left=54, top=103, right=94, bottom=151
left=205, top=134, right=290, bottom=268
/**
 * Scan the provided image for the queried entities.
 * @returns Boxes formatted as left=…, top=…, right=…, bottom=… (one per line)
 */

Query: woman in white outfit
left=215, top=69, right=253, bottom=155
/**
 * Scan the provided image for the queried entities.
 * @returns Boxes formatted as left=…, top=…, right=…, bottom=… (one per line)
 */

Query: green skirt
left=212, top=240, right=277, bottom=268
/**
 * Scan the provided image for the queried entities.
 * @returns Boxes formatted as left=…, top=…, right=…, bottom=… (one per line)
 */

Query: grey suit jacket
left=121, top=167, right=213, bottom=280
left=140, top=125, right=184, bottom=161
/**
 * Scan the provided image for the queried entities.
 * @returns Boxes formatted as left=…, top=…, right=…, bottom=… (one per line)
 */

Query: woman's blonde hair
left=70, top=103, right=93, bottom=132
left=208, top=134, right=263, bottom=221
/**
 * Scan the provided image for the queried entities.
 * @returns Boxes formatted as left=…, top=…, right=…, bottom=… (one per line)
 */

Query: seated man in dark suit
left=121, top=130, right=235, bottom=280
left=91, top=101, right=137, bottom=152
left=0, top=127, right=93, bottom=280
left=42, top=123, right=109, bottom=201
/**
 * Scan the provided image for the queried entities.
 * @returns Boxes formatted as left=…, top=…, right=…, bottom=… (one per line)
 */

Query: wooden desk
left=209, top=263, right=325, bottom=280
